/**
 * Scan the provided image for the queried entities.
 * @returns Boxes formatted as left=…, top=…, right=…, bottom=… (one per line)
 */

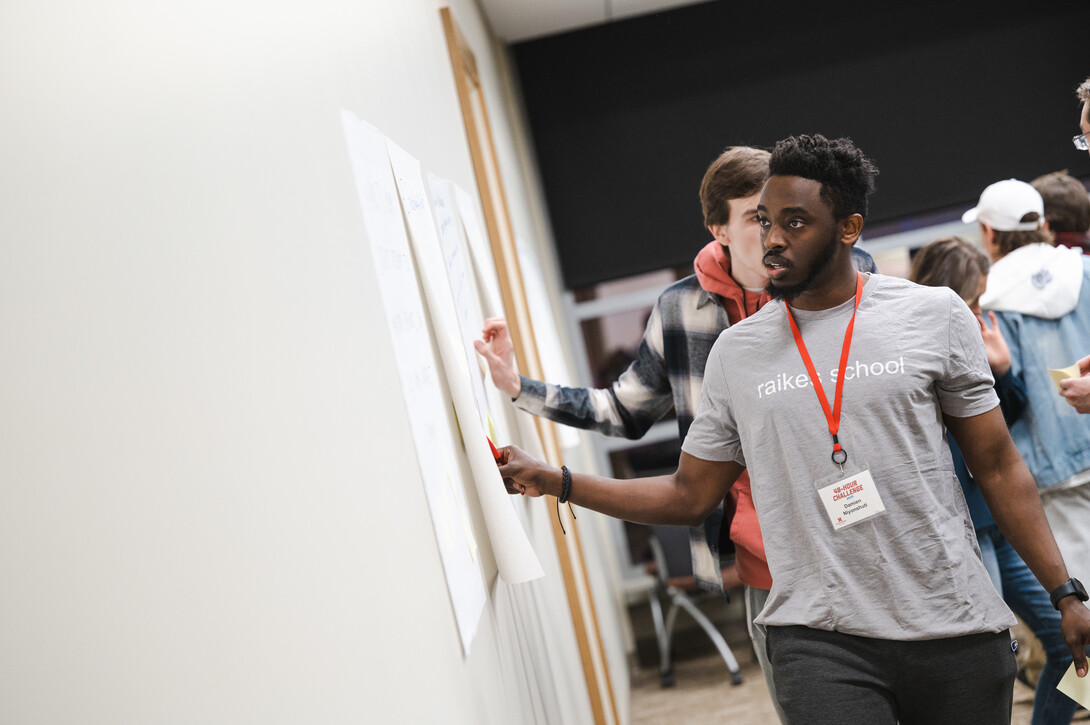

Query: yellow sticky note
left=1049, top=363, right=1081, bottom=393
left=1057, top=662, right=1090, bottom=708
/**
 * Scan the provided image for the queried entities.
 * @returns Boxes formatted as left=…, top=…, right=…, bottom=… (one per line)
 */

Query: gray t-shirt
left=683, top=274, right=1015, bottom=640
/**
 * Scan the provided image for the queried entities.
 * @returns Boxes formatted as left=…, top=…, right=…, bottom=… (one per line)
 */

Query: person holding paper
left=969, top=179, right=1090, bottom=621
left=475, top=145, right=874, bottom=721
left=1052, top=75, right=1090, bottom=414
left=495, top=135, right=1090, bottom=725
left=1059, top=355, right=1090, bottom=413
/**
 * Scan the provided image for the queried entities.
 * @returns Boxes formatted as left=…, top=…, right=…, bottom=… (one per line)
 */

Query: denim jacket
left=986, top=246, right=1090, bottom=490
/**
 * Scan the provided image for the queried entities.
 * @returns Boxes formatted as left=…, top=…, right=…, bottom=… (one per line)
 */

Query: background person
left=971, top=178, right=1090, bottom=603
left=1031, top=170, right=1090, bottom=254
left=1075, top=75, right=1090, bottom=157
left=1052, top=76, right=1090, bottom=411
left=911, top=236, right=1077, bottom=725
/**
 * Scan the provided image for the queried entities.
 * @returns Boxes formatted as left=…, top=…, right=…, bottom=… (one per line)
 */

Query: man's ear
left=709, top=224, right=730, bottom=245
left=979, top=223, right=1001, bottom=260
left=839, top=214, right=864, bottom=245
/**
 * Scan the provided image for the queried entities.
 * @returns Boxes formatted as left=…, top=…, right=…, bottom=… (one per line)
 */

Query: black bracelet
left=555, top=465, right=576, bottom=535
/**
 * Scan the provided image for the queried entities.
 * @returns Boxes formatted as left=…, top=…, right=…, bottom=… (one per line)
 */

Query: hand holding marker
left=488, top=436, right=522, bottom=495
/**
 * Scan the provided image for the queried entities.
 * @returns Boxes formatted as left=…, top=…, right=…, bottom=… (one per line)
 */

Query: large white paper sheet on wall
left=384, top=136, right=544, bottom=584
left=448, top=184, right=520, bottom=447
left=516, top=239, right=581, bottom=450
left=340, top=110, right=486, bottom=654
left=426, top=174, right=494, bottom=434
left=454, top=185, right=505, bottom=320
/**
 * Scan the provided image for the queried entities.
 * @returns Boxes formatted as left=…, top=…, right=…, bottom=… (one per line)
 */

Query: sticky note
left=1057, top=662, right=1090, bottom=708
left=1048, top=363, right=1081, bottom=393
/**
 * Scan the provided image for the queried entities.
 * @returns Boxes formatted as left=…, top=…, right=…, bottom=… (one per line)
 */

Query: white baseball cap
left=961, top=179, right=1045, bottom=231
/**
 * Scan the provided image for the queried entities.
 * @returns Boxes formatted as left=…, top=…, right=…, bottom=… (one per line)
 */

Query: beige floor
left=625, top=592, right=1062, bottom=725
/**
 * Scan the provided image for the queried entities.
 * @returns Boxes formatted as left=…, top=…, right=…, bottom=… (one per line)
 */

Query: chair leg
left=671, top=591, right=744, bottom=686
left=647, top=592, right=674, bottom=687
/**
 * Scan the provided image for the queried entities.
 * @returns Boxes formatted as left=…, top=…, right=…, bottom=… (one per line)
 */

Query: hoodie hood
left=693, top=241, right=766, bottom=325
left=981, top=243, right=1085, bottom=319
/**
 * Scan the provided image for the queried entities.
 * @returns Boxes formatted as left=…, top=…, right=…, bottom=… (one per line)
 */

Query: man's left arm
left=946, top=408, right=1090, bottom=676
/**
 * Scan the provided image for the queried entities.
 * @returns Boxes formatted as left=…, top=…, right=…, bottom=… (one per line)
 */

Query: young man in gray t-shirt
left=496, top=135, right=1090, bottom=725
left=685, top=272, right=1013, bottom=641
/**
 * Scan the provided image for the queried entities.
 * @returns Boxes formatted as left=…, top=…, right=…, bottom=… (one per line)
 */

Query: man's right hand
left=473, top=317, right=522, bottom=399
left=496, top=444, right=559, bottom=498
left=1058, top=596, right=1090, bottom=677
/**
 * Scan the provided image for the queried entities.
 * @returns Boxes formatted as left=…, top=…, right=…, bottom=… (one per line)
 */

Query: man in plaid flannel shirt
left=475, top=147, right=875, bottom=718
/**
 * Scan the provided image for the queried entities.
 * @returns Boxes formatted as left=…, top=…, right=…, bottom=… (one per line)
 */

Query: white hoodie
left=980, top=243, right=1085, bottom=319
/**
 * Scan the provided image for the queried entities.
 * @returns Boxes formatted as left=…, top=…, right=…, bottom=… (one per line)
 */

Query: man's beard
left=765, top=230, right=841, bottom=302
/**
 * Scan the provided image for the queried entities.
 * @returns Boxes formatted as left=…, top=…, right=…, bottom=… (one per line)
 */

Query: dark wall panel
left=513, top=0, right=1090, bottom=289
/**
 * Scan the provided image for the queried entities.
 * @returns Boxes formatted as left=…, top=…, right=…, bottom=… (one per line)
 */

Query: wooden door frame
left=439, top=8, right=618, bottom=725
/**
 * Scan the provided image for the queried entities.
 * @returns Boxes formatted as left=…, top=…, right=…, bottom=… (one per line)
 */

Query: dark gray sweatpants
left=766, top=625, right=1018, bottom=725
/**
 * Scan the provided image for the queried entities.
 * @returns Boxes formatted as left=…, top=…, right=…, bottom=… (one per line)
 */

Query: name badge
left=817, top=469, right=885, bottom=531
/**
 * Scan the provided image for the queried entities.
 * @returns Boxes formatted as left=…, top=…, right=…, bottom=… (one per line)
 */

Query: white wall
left=0, top=1, right=625, bottom=722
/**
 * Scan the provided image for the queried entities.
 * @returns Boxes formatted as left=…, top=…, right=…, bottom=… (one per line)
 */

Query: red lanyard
left=785, top=272, right=863, bottom=467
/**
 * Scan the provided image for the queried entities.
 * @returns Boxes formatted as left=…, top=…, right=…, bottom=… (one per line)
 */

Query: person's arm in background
left=946, top=408, right=1090, bottom=676
left=1059, top=354, right=1090, bottom=413
left=979, top=310, right=1027, bottom=424
left=473, top=306, right=673, bottom=440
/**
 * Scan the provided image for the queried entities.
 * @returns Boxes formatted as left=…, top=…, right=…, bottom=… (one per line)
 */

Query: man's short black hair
left=768, top=134, right=878, bottom=220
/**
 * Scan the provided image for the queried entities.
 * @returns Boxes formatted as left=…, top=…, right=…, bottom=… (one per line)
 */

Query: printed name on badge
left=817, top=469, right=886, bottom=531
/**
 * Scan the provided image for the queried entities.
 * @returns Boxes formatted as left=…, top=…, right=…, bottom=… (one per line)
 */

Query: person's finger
left=501, top=478, right=524, bottom=495
left=481, top=318, right=507, bottom=336
left=473, top=338, right=499, bottom=359
left=473, top=339, right=502, bottom=367
left=497, top=452, right=518, bottom=478
left=1059, top=381, right=1084, bottom=400
left=471, top=339, right=495, bottom=364
left=1072, top=643, right=1087, bottom=677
